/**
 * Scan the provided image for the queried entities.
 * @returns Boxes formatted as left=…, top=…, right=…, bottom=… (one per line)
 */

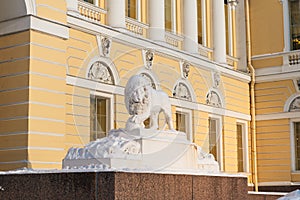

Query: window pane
left=84, top=0, right=94, bottom=4
left=209, top=118, right=217, bottom=161
left=237, top=124, right=244, bottom=172
left=176, top=112, right=186, bottom=133
left=90, top=96, right=108, bottom=141
left=289, top=0, right=300, bottom=50
left=165, top=0, right=172, bottom=32
left=224, top=4, right=229, bottom=54
left=198, top=0, right=203, bottom=44
left=295, top=122, right=300, bottom=170
left=126, top=0, right=137, bottom=19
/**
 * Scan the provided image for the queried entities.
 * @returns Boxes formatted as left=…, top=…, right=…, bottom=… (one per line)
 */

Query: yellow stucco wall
left=35, top=0, right=67, bottom=24
left=0, top=0, right=252, bottom=173
left=0, top=31, right=30, bottom=170
left=250, top=0, right=284, bottom=56
left=255, top=80, right=296, bottom=115
left=256, top=119, right=291, bottom=183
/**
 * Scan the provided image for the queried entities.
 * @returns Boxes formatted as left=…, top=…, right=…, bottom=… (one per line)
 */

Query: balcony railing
left=252, top=50, right=300, bottom=71
left=198, top=45, right=213, bottom=60
left=288, top=51, right=300, bottom=66
left=125, top=17, right=149, bottom=37
left=165, top=32, right=184, bottom=49
left=78, top=0, right=106, bottom=24
left=226, top=55, right=239, bottom=68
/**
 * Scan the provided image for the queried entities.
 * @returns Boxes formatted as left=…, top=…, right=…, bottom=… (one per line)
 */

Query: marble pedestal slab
left=63, top=130, right=219, bottom=172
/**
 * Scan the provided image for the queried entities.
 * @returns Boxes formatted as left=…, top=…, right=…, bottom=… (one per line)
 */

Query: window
left=237, top=123, right=248, bottom=172
left=208, top=116, right=223, bottom=170
left=84, top=0, right=94, bottom=4
left=90, top=94, right=113, bottom=141
left=126, top=0, right=137, bottom=19
left=209, top=118, right=218, bottom=160
left=294, top=122, right=300, bottom=170
left=175, top=109, right=192, bottom=141
left=289, top=0, right=300, bottom=50
left=197, top=0, right=203, bottom=44
left=165, top=0, right=177, bottom=33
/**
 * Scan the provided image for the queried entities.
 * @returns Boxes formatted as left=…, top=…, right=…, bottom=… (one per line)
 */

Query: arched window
left=173, top=82, right=192, bottom=101
left=206, top=89, right=224, bottom=108
left=87, top=61, right=114, bottom=84
left=87, top=60, right=117, bottom=141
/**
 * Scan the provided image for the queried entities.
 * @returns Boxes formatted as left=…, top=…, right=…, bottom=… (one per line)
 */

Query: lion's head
left=125, top=75, right=151, bottom=116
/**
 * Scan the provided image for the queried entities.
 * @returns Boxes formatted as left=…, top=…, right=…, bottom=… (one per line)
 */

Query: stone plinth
left=0, top=171, right=248, bottom=200
left=63, top=130, right=219, bottom=173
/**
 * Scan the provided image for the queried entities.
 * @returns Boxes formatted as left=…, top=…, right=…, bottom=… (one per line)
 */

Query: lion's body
left=124, top=75, right=174, bottom=131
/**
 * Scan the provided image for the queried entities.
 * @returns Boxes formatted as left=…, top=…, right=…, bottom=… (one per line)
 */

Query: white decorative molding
left=289, top=96, right=300, bottom=112
left=256, top=112, right=300, bottom=121
left=85, top=56, right=120, bottom=85
left=67, top=15, right=251, bottom=83
left=25, top=0, right=37, bottom=15
left=180, top=61, right=190, bottom=79
left=206, top=89, right=224, bottom=108
left=78, top=0, right=106, bottom=23
left=96, top=35, right=112, bottom=57
left=66, top=0, right=78, bottom=13
left=142, top=49, right=154, bottom=70
left=212, top=71, right=221, bottom=88
left=66, top=75, right=251, bottom=121
left=284, top=93, right=300, bottom=112
left=125, top=17, right=149, bottom=36
left=173, top=80, right=196, bottom=102
left=87, top=61, right=113, bottom=84
left=137, top=69, right=160, bottom=90
left=294, top=79, right=300, bottom=92
left=0, top=15, right=69, bottom=39
left=173, top=83, right=192, bottom=101
left=140, top=73, right=156, bottom=89
left=101, top=37, right=112, bottom=57
left=256, top=70, right=300, bottom=83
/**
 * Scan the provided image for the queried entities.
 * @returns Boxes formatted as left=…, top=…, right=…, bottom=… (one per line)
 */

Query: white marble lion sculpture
left=124, top=75, right=174, bottom=131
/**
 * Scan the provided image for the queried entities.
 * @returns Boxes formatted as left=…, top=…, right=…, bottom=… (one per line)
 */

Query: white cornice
left=256, top=70, right=300, bottom=83
left=67, top=15, right=251, bottom=83
left=0, top=15, right=69, bottom=39
left=256, top=112, right=300, bottom=121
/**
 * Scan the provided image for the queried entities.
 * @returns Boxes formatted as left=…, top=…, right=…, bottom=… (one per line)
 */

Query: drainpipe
left=245, top=0, right=258, bottom=192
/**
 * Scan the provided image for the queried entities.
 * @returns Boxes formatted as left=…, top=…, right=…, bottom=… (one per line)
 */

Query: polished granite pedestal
left=0, top=171, right=248, bottom=200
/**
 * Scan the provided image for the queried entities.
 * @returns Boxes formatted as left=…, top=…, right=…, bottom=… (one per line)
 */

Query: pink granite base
left=0, top=171, right=248, bottom=200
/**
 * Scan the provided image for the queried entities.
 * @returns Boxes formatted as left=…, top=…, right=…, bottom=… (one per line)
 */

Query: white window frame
left=290, top=118, right=300, bottom=172
left=126, top=0, right=141, bottom=21
left=209, top=114, right=223, bottom=171
left=236, top=119, right=249, bottom=173
left=175, top=107, right=193, bottom=142
left=90, top=91, right=114, bottom=141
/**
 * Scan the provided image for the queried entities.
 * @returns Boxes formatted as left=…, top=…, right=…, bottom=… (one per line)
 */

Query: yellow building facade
left=2, top=0, right=287, bottom=191
left=250, top=0, right=300, bottom=190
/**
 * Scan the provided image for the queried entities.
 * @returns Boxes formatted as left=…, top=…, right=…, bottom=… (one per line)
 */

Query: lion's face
left=132, top=87, right=147, bottom=102
left=129, top=86, right=149, bottom=115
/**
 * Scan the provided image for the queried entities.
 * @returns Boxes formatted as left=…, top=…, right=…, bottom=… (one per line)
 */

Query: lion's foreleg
left=150, top=112, right=159, bottom=130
